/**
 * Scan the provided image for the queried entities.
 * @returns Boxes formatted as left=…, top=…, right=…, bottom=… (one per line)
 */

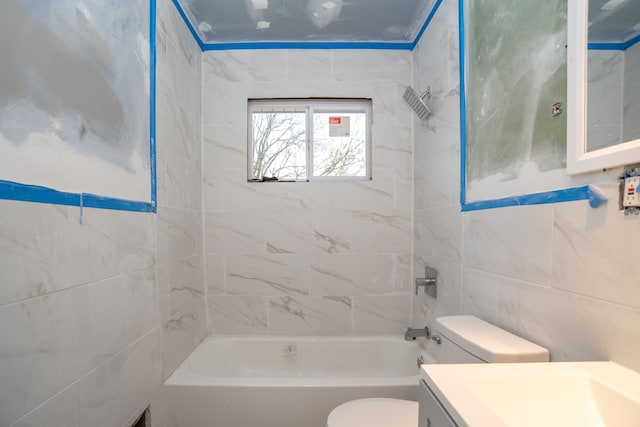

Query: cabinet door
left=418, top=380, right=458, bottom=427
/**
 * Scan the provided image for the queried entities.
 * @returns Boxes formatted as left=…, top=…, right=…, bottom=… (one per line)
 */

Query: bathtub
left=161, top=335, right=430, bottom=427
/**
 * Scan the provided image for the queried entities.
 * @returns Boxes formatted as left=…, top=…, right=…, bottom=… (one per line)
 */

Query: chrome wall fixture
left=415, top=265, right=437, bottom=298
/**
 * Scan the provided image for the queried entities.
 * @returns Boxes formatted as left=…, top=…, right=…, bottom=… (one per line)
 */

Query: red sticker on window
left=329, top=117, right=342, bottom=125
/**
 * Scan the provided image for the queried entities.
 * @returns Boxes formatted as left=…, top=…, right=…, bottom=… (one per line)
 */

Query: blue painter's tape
left=589, top=33, right=640, bottom=51
left=410, top=0, right=444, bottom=51
left=458, top=0, right=468, bottom=207
left=201, top=41, right=413, bottom=51
left=150, top=0, right=158, bottom=213
left=81, top=193, right=156, bottom=212
left=587, top=185, right=608, bottom=208
left=624, top=33, right=640, bottom=50
left=461, top=186, right=597, bottom=212
left=588, top=42, right=626, bottom=51
left=0, top=181, right=155, bottom=212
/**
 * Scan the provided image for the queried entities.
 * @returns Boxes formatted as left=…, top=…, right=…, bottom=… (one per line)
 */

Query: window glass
left=248, top=99, right=371, bottom=182
left=312, top=112, right=367, bottom=177
left=251, top=111, right=306, bottom=181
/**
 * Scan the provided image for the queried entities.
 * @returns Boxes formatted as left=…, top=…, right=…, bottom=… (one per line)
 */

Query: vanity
left=419, top=362, right=640, bottom=427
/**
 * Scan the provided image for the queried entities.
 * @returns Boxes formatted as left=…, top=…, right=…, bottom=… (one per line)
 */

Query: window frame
left=247, top=98, right=373, bottom=182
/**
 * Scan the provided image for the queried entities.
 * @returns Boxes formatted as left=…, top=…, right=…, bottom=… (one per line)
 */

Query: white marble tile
left=394, top=169, right=414, bottom=211
left=588, top=51, right=624, bottom=85
left=202, top=51, right=288, bottom=85
left=288, top=51, right=332, bottom=82
left=157, top=263, right=171, bottom=324
left=204, top=211, right=267, bottom=255
left=623, top=44, right=640, bottom=141
left=11, top=384, right=79, bottom=427
left=415, top=205, right=462, bottom=263
left=225, top=254, right=309, bottom=296
left=222, top=172, right=310, bottom=213
left=269, top=296, right=352, bottom=335
left=460, top=268, right=557, bottom=354
left=124, top=267, right=159, bottom=345
left=309, top=254, right=409, bottom=296
left=77, top=330, right=162, bottom=427
left=459, top=267, right=503, bottom=325
left=263, top=209, right=353, bottom=254
left=372, top=122, right=413, bottom=170
left=0, top=278, right=127, bottom=427
left=414, top=108, right=460, bottom=209
left=168, top=256, right=204, bottom=318
left=461, top=266, right=640, bottom=371
left=463, top=205, right=553, bottom=284
left=412, top=258, right=462, bottom=327
left=328, top=172, right=395, bottom=212
left=205, top=254, right=225, bottom=295
left=331, top=51, right=411, bottom=82
left=164, top=153, right=201, bottom=211
left=261, top=182, right=312, bottom=212
left=248, top=80, right=374, bottom=100
left=202, top=167, right=225, bottom=213
left=414, top=158, right=452, bottom=210
left=157, top=207, right=200, bottom=264
left=202, top=125, right=247, bottom=170
left=201, top=82, right=249, bottom=126
left=156, top=89, right=200, bottom=165
left=352, top=210, right=411, bottom=254
left=0, top=203, right=155, bottom=307
left=155, top=147, right=168, bottom=208
left=413, top=25, right=455, bottom=104
left=552, top=184, right=640, bottom=308
left=157, top=0, right=197, bottom=72
left=161, top=302, right=205, bottom=380
left=160, top=38, right=200, bottom=119
left=353, top=295, right=412, bottom=335
left=378, top=82, right=415, bottom=129
left=207, top=296, right=268, bottom=335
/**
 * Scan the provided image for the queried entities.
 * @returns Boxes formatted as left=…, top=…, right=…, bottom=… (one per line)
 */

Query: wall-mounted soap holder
left=415, top=266, right=437, bottom=298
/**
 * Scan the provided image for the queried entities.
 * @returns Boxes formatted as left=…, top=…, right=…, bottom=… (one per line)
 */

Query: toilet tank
left=430, top=316, right=549, bottom=364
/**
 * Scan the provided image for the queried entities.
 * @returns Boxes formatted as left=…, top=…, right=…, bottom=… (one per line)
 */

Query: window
left=248, top=99, right=372, bottom=181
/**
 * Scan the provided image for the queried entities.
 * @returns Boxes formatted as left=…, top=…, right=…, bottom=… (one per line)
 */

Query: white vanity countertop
left=421, top=361, right=640, bottom=427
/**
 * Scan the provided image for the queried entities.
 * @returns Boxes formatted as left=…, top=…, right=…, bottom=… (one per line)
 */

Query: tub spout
left=404, top=326, right=430, bottom=341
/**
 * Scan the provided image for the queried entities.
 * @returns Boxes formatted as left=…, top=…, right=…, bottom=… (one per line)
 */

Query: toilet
left=326, top=315, right=549, bottom=427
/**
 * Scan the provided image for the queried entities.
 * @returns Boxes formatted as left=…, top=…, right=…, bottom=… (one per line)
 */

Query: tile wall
left=412, top=0, right=640, bottom=373
left=0, top=1, right=204, bottom=426
left=201, top=50, right=415, bottom=335
left=155, top=0, right=205, bottom=380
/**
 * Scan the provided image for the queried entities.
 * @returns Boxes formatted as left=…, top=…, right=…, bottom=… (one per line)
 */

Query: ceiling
left=174, top=0, right=438, bottom=46
left=173, top=0, right=640, bottom=48
left=589, top=0, right=640, bottom=43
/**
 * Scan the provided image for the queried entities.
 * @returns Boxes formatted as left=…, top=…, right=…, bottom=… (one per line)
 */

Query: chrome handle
left=414, top=277, right=436, bottom=295
left=431, top=335, right=441, bottom=345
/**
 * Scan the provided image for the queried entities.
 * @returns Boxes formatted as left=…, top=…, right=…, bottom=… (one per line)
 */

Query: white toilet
left=326, top=315, right=549, bottom=427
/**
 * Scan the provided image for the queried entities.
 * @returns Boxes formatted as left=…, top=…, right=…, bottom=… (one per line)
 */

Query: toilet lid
left=327, top=398, right=418, bottom=427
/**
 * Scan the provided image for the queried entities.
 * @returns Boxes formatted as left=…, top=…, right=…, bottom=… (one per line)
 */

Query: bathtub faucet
left=404, top=326, right=431, bottom=341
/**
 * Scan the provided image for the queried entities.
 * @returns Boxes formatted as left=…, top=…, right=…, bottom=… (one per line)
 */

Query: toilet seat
left=326, top=398, right=418, bottom=427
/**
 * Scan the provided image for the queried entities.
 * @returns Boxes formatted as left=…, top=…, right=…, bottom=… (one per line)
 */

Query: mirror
left=567, top=0, right=640, bottom=174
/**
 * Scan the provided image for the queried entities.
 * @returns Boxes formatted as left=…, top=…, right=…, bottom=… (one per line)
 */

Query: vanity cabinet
left=418, top=380, right=457, bottom=427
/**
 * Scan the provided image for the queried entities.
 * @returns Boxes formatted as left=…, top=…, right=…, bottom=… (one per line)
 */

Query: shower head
left=402, top=86, right=431, bottom=120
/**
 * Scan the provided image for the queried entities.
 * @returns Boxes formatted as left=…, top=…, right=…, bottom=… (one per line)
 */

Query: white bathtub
left=161, top=335, right=430, bottom=427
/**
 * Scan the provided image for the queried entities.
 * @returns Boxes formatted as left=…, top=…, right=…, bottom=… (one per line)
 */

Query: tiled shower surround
left=1, top=0, right=640, bottom=426
left=202, top=49, right=414, bottom=335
